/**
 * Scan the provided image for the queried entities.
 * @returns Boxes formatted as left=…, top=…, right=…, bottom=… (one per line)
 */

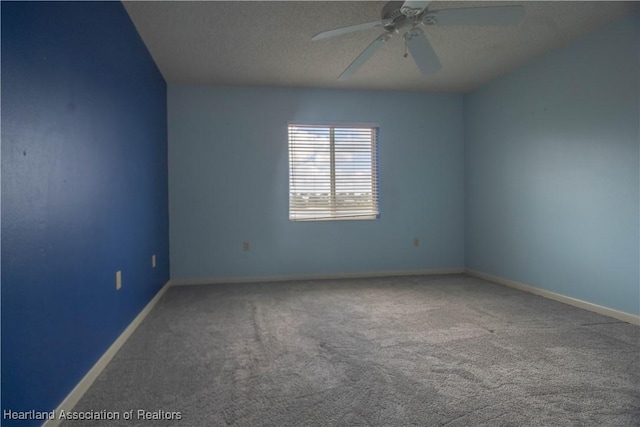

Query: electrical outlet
left=152, top=254, right=156, bottom=268
left=242, top=241, right=250, bottom=252
left=413, top=237, right=420, bottom=247
left=116, top=270, right=122, bottom=290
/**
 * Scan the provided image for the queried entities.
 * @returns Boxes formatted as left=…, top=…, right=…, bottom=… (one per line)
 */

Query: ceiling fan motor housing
left=382, top=1, right=409, bottom=30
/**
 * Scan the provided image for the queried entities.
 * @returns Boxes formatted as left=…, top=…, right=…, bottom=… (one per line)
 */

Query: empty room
left=2, top=1, right=638, bottom=426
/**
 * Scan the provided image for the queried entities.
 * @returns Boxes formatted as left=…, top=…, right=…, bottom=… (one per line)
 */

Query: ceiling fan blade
left=312, top=19, right=388, bottom=41
left=401, top=1, right=431, bottom=17
left=405, top=27, right=441, bottom=75
left=430, top=5, right=525, bottom=26
left=339, top=33, right=391, bottom=81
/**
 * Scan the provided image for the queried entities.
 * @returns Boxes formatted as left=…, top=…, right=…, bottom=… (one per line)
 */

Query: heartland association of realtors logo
left=3, top=409, right=182, bottom=421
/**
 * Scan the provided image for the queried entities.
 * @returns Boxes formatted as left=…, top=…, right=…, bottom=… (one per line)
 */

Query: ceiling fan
left=312, top=1, right=525, bottom=80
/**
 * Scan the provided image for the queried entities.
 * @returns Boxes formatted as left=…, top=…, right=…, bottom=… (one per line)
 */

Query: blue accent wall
left=168, top=86, right=465, bottom=280
left=1, top=2, right=169, bottom=424
left=464, top=13, right=640, bottom=315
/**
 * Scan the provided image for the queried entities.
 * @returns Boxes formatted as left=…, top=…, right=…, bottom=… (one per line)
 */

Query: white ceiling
left=123, top=1, right=638, bottom=93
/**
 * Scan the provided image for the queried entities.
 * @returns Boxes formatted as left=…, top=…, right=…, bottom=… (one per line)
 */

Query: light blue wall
left=169, top=86, right=464, bottom=280
left=464, top=13, right=639, bottom=315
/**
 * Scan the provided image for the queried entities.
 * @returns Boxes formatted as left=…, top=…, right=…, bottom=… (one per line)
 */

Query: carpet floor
left=63, top=274, right=640, bottom=426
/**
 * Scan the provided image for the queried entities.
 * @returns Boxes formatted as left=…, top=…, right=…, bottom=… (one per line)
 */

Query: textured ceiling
left=123, top=1, right=638, bottom=93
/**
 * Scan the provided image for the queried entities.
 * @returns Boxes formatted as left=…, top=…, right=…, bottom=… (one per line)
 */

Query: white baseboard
left=169, top=268, right=465, bottom=287
left=43, top=281, right=171, bottom=427
left=466, top=269, right=640, bottom=326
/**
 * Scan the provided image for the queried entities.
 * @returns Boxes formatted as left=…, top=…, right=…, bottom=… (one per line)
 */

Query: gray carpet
left=64, top=274, right=640, bottom=426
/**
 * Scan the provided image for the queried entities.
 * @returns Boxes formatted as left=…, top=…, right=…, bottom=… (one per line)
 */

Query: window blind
left=288, top=124, right=379, bottom=221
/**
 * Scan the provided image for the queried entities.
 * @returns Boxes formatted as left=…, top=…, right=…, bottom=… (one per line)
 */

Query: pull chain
left=403, top=33, right=409, bottom=58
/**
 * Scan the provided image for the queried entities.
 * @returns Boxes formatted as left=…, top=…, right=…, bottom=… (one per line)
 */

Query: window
left=288, top=123, right=379, bottom=221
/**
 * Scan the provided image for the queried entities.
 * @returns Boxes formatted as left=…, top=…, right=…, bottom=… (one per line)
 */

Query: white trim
left=466, top=269, right=640, bottom=326
left=169, top=268, right=465, bottom=287
left=42, top=281, right=171, bottom=427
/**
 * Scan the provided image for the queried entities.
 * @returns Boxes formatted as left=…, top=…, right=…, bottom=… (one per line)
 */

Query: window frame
left=287, top=122, right=380, bottom=222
